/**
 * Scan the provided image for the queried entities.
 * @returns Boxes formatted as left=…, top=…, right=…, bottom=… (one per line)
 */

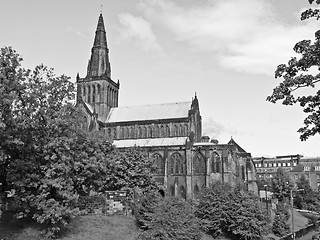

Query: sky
left=0, top=0, right=320, bottom=157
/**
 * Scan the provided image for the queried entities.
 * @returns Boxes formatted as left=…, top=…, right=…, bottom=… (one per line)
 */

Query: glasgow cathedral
left=76, top=14, right=258, bottom=200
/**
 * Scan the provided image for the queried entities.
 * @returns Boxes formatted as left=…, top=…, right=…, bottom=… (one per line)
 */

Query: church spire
left=87, top=13, right=111, bottom=78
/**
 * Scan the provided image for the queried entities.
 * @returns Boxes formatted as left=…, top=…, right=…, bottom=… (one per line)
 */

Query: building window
left=166, top=125, right=170, bottom=137
left=154, top=125, right=159, bottom=137
left=88, top=86, right=91, bottom=103
left=152, top=153, right=165, bottom=175
left=315, top=166, right=320, bottom=171
left=169, top=153, right=184, bottom=175
left=212, top=152, right=221, bottom=173
left=179, top=185, right=186, bottom=199
left=194, top=153, right=206, bottom=174
left=160, top=125, right=165, bottom=137
left=304, top=166, right=310, bottom=172
left=174, top=125, right=179, bottom=136
left=92, top=85, right=96, bottom=103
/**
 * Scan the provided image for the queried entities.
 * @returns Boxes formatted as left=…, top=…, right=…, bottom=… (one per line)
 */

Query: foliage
left=271, top=168, right=293, bottom=202
left=272, top=202, right=290, bottom=237
left=0, top=46, right=155, bottom=235
left=294, top=175, right=320, bottom=211
left=195, top=181, right=270, bottom=240
left=256, top=178, right=271, bottom=191
left=134, top=191, right=202, bottom=240
left=267, top=1, right=320, bottom=141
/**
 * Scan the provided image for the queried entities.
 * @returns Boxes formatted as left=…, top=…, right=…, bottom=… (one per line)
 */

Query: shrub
left=195, top=181, right=270, bottom=240
left=134, top=191, right=202, bottom=240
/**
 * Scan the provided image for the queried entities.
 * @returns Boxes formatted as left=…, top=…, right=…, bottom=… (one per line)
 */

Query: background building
left=253, top=155, right=320, bottom=190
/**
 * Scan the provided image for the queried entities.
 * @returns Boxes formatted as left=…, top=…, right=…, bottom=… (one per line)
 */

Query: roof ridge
left=110, top=101, right=192, bottom=109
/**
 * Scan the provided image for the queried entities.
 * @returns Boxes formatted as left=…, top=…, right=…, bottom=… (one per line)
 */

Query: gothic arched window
left=97, top=84, right=101, bottom=95
left=143, top=126, right=147, bottom=138
left=148, top=126, right=152, bottom=138
left=113, top=128, right=117, bottom=139
left=120, top=127, right=124, bottom=139
left=180, top=125, right=183, bottom=136
left=154, top=125, right=159, bottom=137
left=169, top=153, right=184, bottom=175
left=183, top=124, right=188, bottom=136
left=83, top=86, right=86, bottom=97
left=166, top=125, right=170, bottom=137
left=88, top=86, right=91, bottom=103
left=179, top=185, right=186, bottom=199
left=212, top=152, right=221, bottom=173
left=137, top=126, right=142, bottom=138
left=152, top=153, right=165, bottom=175
left=194, top=153, right=206, bottom=174
left=92, top=85, right=96, bottom=103
left=160, top=125, right=165, bottom=137
left=174, top=125, right=178, bottom=136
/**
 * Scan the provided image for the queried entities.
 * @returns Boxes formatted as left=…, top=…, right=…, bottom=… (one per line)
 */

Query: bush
left=195, top=182, right=270, bottom=240
left=272, top=202, right=290, bottom=237
left=134, top=191, right=202, bottom=240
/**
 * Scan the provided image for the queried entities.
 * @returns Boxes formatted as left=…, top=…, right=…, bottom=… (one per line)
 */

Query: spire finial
left=100, top=3, right=103, bottom=14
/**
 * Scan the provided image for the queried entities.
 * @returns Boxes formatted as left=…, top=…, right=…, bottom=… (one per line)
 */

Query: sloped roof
left=228, top=138, right=247, bottom=153
left=106, top=101, right=192, bottom=123
left=113, top=137, right=188, bottom=148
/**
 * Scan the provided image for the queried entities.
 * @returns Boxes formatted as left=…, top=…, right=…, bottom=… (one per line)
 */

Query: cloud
left=117, top=13, right=164, bottom=55
left=67, top=26, right=86, bottom=38
left=136, top=0, right=319, bottom=76
left=202, top=117, right=238, bottom=139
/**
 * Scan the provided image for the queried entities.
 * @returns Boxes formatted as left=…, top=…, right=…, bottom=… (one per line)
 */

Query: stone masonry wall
left=77, top=191, right=130, bottom=215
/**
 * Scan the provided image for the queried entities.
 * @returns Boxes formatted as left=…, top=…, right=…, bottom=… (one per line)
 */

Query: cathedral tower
left=76, top=14, right=119, bottom=122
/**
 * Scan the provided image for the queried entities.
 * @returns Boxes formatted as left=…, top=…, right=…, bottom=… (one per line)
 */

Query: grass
left=0, top=209, right=314, bottom=240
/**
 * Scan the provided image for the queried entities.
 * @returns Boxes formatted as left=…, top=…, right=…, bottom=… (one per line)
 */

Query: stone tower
left=76, top=13, right=120, bottom=122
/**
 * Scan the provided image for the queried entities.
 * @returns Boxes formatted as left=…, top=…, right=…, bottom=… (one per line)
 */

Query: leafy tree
left=294, top=174, right=320, bottom=211
left=271, top=168, right=293, bottom=202
left=267, top=1, right=320, bottom=141
left=135, top=191, right=202, bottom=240
left=0, top=46, right=156, bottom=234
left=272, top=202, right=290, bottom=237
left=195, top=181, right=270, bottom=240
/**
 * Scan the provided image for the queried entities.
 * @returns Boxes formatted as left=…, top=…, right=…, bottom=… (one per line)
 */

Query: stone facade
left=76, top=14, right=258, bottom=200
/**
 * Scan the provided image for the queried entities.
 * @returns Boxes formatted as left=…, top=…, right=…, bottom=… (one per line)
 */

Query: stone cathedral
left=76, top=14, right=258, bottom=200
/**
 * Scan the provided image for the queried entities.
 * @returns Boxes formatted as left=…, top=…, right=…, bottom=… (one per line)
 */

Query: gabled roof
left=105, top=101, right=192, bottom=123
left=113, top=137, right=188, bottom=148
left=228, top=138, right=247, bottom=153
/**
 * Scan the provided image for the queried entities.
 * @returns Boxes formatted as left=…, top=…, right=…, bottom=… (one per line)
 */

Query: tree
left=272, top=202, right=291, bottom=237
left=294, top=174, right=320, bottom=211
left=0, top=46, right=156, bottom=234
left=135, top=191, right=202, bottom=240
left=267, top=1, right=320, bottom=141
left=195, top=182, right=270, bottom=240
left=271, top=168, right=293, bottom=202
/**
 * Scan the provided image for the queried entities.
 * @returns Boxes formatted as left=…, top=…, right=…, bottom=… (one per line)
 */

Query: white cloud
left=67, top=26, right=86, bottom=38
left=136, top=0, right=319, bottom=76
left=117, top=13, right=164, bottom=55
left=202, top=117, right=238, bottom=139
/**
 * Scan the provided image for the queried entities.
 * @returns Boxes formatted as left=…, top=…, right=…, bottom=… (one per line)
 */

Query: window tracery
left=169, top=153, right=184, bottom=175
left=152, top=153, right=165, bottom=174
left=194, top=153, right=206, bottom=174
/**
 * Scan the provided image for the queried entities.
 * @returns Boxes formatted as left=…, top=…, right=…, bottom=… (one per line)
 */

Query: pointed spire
left=93, top=14, right=107, bottom=47
left=87, top=13, right=111, bottom=78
